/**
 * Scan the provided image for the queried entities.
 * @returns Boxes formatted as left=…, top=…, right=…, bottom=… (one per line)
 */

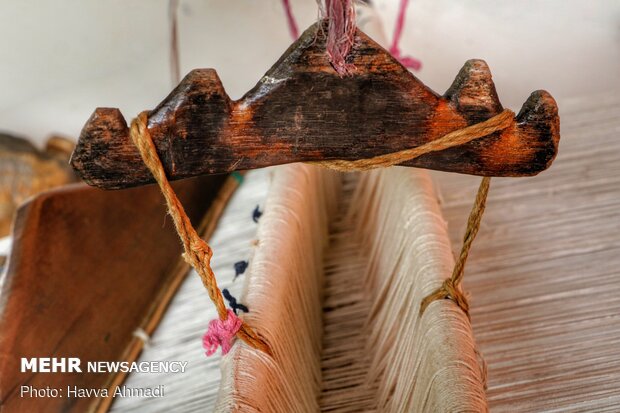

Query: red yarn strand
left=281, top=0, right=300, bottom=39
left=389, top=0, right=422, bottom=71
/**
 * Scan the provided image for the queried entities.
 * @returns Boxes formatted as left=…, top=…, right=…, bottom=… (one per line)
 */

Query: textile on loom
left=215, top=165, right=487, bottom=412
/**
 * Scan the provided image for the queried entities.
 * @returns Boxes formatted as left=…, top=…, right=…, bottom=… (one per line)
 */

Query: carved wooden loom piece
left=71, top=22, right=560, bottom=189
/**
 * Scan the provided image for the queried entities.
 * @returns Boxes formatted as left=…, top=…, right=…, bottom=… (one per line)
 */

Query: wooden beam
left=71, top=22, right=560, bottom=189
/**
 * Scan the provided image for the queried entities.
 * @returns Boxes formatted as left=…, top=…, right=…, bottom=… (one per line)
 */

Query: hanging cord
left=137, top=0, right=507, bottom=358
left=419, top=175, right=492, bottom=389
left=318, top=0, right=422, bottom=74
left=321, top=0, right=421, bottom=74
left=130, top=112, right=271, bottom=356
left=128, top=108, right=509, bottom=356
left=389, top=0, right=422, bottom=70
left=281, top=0, right=300, bottom=39
left=420, top=176, right=491, bottom=319
left=323, top=0, right=357, bottom=76
left=169, top=0, right=181, bottom=85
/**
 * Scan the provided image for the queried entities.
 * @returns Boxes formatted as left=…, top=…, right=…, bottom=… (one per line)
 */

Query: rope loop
left=130, top=111, right=272, bottom=356
left=130, top=107, right=502, bottom=358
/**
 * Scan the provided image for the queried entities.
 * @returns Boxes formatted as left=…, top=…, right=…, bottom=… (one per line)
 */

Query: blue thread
left=252, top=205, right=263, bottom=223
left=234, top=260, right=249, bottom=279
left=222, top=289, right=249, bottom=314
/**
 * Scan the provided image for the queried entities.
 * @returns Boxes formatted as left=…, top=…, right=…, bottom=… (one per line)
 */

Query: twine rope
left=315, top=109, right=514, bottom=171
left=129, top=109, right=508, bottom=355
left=130, top=111, right=271, bottom=355
left=420, top=176, right=491, bottom=318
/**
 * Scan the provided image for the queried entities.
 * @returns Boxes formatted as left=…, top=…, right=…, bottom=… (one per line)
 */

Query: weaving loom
left=71, top=2, right=558, bottom=410
left=213, top=165, right=487, bottom=411
left=0, top=2, right=567, bottom=412
left=112, top=93, right=620, bottom=411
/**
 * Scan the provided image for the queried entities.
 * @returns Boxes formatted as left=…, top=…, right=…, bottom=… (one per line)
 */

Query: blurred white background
left=1, top=0, right=619, bottom=145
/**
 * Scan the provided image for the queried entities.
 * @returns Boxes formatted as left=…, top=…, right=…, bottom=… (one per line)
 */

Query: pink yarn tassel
left=389, top=0, right=422, bottom=71
left=285, top=1, right=419, bottom=73
left=325, top=0, right=356, bottom=76
left=202, top=309, right=242, bottom=356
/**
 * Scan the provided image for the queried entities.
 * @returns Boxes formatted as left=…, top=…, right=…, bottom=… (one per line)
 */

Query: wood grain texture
left=71, top=22, right=559, bottom=189
left=0, top=175, right=226, bottom=413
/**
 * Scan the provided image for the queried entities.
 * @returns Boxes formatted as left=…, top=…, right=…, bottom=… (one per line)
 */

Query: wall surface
left=0, top=0, right=619, bottom=144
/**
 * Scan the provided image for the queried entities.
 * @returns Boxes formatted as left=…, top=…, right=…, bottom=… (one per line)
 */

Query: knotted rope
left=203, top=309, right=243, bottom=356
left=420, top=175, right=491, bottom=319
left=315, top=112, right=507, bottom=320
left=130, top=111, right=271, bottom=356
left=130, top=109, right=510, bottom=356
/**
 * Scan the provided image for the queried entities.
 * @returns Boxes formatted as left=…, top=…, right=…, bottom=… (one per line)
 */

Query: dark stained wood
left=0, top=175, right=226, bottom=413
left=71, top=22, right=560, bottom=190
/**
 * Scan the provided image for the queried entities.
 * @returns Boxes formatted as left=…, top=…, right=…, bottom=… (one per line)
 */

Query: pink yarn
left=325, top=0, right=356, bottom=76
left=389, top=0, right=422, bottom=71
left=202, top=309, right=242, bottom=356
left=390, top=50, right=422, bottom=71
left=281, top=0, right=299, bottom=39
left=283, top=1, right=419, bottom=73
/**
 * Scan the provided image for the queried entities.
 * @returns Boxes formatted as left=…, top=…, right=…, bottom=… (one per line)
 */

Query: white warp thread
left=215, top=165, right=487, bottom=412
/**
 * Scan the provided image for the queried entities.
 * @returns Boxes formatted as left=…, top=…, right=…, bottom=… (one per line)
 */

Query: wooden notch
left=71, top=23, right=560, bottom=189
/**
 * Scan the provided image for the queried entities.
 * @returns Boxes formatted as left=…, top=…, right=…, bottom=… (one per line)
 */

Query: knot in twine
left=184, top=237, right=213, bottom=265
left=420, top=175, right=491, bottom=319
left=130, top=111, right=271, bottom=357
left=203, top=309, right=242, bottom=356
left=421, top=275, right=471, bottom=318
left=130, top=108, right=508, bottom=358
